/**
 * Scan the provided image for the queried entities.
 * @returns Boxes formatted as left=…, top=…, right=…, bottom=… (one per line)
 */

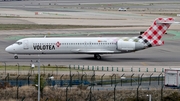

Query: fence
left=0, top=63, right=178, bottom=101
left=0, top=70, right=167, bottom=101
left=71, top=65, right=165, bottom=73
left=0, top=63, right=170, bottom=78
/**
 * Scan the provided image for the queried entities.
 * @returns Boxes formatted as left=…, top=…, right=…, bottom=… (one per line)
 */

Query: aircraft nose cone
left=5, top=45, right=14, bottom=53
left=5, top=46, right=10, bottom=52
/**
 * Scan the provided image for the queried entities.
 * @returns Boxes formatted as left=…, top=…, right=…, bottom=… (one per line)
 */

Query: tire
left=14, top=56, right=18, bottom=59
left=94, top=54, right=101, bottom=60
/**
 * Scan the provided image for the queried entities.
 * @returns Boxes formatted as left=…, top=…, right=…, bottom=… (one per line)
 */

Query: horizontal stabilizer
left=157, top=21, right=180, bottom=24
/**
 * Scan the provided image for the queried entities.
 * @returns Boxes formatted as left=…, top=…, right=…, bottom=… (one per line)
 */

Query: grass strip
left=0, top=24, right=148, bottom=30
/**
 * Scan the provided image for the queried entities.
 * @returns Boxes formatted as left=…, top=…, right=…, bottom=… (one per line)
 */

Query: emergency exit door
left=23, top=40, right=29, bottom=50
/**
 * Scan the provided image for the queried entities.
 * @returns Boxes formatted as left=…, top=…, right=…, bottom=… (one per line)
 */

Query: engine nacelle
left=117, top=41, right=145, bottom=51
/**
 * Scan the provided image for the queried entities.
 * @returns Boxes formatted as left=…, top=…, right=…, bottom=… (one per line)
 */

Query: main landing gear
left=14, top=54, right=18, bottom=59
left=94, top=54, right=101, bottom=60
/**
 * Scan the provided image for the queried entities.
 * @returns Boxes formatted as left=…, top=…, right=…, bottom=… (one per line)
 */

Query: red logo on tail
left=141, top=18, right=174, bottom=46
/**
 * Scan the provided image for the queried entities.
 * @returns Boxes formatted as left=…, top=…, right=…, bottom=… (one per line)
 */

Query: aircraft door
left=23, top=40, right=29, bottom=50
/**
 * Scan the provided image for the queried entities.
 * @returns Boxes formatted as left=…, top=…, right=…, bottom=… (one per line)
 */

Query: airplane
left=5, top=17, right=179, bottom=60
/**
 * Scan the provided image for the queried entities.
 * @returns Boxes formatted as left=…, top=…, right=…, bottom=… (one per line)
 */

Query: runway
left=2, top=52, right=180, bottom=66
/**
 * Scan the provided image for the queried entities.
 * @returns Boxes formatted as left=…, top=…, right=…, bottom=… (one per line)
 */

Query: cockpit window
left=15, top=42, right=22, bottom=45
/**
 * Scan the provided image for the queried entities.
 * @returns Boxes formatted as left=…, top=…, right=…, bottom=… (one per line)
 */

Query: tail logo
left=140, top=18, right=174, bottom=46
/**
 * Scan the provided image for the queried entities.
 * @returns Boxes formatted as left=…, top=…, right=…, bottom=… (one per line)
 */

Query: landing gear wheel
left=94, top=54, right=101, bottom=60
left=14, top=56, right=18, bottom=59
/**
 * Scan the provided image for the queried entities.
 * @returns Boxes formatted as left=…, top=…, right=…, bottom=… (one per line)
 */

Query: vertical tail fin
left=138, top=17, right=174, bottom=47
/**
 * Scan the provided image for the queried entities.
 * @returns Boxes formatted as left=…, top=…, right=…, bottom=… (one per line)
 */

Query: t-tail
left=138, top=17, right=175, bottom=47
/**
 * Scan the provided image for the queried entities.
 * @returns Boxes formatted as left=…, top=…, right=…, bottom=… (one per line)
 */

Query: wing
left=71, top=49, right=115, bottom=54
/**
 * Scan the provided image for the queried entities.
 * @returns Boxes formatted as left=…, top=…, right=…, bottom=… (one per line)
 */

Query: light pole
left=38, top=54, right=41, bottom=101
left=147, top=94, right=151, bottom=101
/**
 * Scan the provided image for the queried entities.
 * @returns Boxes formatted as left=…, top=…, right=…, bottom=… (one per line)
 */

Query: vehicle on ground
left=118, top=8, right=127, bottom=11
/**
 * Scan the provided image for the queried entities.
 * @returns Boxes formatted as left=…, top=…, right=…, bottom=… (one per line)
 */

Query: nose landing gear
left=14, top=54, right=18, bottom=59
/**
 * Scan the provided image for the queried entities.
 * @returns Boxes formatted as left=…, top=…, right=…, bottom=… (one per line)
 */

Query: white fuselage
left=5, top=37, right=146, bottom=55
